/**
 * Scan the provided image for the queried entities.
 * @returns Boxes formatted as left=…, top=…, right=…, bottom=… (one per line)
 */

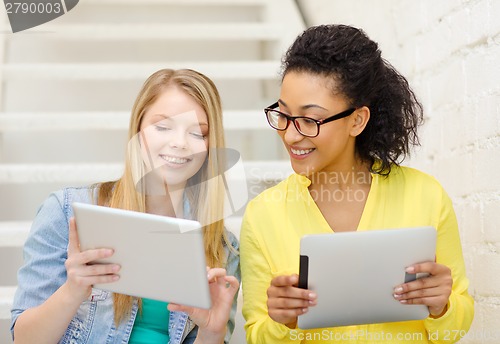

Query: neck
left=141, top=172, right=185, bottom=217
left=146, top=192, right=183, bottom=217
left=309, top=160, right=372, bottom=192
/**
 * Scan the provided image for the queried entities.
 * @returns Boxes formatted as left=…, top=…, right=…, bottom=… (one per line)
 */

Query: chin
left=290, top=162, right=313, bottom=177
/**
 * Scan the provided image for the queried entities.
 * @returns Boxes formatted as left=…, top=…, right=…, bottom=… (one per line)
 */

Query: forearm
left=424, top=290, right=474, bottom=344
left=246, top=316, right=303, bottom=344
left=425, top=192, right=475, bottom=343
left=242, top=260, right=303, bottom=343
left=13, top=283, right=83, bottom=344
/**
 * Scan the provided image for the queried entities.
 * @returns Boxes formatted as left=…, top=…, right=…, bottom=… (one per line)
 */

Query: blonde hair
left=96, top=69, right=229, bottom=324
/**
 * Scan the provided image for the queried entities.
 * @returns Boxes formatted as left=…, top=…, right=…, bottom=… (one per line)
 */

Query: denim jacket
left=11, top=186, right=241, bottom=344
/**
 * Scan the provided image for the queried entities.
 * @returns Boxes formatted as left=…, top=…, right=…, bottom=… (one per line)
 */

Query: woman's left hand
left=393, top=261, right=453, bottom=317
left=168, top=267, right=239, bottom=344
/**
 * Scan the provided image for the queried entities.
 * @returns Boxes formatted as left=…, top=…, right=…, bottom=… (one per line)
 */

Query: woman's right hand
left=64, top=217, right=121, bottom=302
left=267, top=274, right=317, bottom=328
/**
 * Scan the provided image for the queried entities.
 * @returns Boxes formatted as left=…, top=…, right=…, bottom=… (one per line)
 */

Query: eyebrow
left=150, top=114, right=170, bottom=120
left=278, top=99, right=328, bottom=111
left=150, top=114, right=209, bottom=127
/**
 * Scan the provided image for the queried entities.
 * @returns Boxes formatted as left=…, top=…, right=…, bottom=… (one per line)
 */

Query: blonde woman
left=11, top=69, right=240, bottom=344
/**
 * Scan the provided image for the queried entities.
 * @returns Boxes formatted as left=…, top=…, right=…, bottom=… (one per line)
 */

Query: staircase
left=0, top=1, right=305, bottom=342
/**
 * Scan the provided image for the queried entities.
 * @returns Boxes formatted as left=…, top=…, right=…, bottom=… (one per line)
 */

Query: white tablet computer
left=72, top=202, right=211, bottom=309
left=297, top=226, right=436, bottom=329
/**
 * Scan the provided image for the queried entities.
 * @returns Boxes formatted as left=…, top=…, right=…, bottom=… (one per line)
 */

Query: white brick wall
left=300, top=0, right=500, bottom=342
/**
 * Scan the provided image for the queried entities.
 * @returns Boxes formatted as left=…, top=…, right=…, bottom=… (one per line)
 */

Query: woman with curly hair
left=240, top=25, right=473, bottom=343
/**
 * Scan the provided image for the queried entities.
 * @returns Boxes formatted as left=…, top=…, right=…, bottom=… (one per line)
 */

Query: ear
left=350, top=106, right=370, bottom=137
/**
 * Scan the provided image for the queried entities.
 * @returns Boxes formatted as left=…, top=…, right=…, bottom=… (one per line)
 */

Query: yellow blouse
left=240, top=166, right=473, bottom=343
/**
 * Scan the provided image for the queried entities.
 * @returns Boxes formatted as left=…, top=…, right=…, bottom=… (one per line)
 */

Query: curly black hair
left=282, top=24, right=423, bottom=175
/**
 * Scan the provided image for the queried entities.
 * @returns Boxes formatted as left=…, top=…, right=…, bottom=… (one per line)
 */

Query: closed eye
left=190, top=132, right=206, bottom=140
left=154, top=125, right=171, bottom=132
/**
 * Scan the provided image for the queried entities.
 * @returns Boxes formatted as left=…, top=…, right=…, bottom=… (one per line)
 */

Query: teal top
left=129, top=298, right=170, bottom=343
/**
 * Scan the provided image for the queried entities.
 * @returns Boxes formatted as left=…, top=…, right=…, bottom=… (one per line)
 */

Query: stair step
left=0, top=112, right=129, bottom=131
left=0, top=161, right=292, bottom=184
left=0, top=163, right=124, bottom=184
left=0, top=287, right=16, bottom=320
left=0, top=216, right=244, bottom=246
left=1, top=61, right=281, bottom=81
left=0, top=222, right=31, bottom=247
left=84, top=0, right=271, bottom=5
left=23, top=23, right=284, bottom=41
left=0, top=110, right=269, bottom=131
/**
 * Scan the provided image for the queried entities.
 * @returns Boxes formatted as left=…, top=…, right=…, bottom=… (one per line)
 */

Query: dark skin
left=266, top=71, right=452, bottom=328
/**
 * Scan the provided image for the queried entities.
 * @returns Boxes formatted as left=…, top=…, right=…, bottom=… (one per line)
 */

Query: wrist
left=285, top=320, right=298, bottom=329
left=61, top=282, right=90, bottom=305
left=194, top=327, right=226, bottom=344
left=429, top=303, right=448, bottom=319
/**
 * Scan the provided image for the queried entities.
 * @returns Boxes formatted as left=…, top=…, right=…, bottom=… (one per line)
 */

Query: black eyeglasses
left=264, top=102, right=356, bottom=138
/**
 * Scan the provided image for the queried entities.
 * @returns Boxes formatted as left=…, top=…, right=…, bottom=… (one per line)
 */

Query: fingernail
left=112, top=275, right=119, bottom=281
left=393, top=293, right=401, bottom=299
left=394, top=287, right=403, bottom=293
left=406, top=266, right=415, bottom=273
left=399, top=299, right=407, bottom=304
left=309, top=293, right=317, bottom=299
left=302, top=308, right=308, bottom=314
left=112, top=265, right=120, bottom=272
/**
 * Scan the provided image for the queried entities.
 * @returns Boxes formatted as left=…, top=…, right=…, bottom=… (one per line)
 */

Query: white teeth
left=161, top=155, right=189, bottom=164
left=291, top=148, right=314, bottom=156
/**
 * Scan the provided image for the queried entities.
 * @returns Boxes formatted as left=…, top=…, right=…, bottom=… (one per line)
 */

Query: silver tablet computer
left=298, top=226, right=436, bottom=329
left=72, top=202, right=211, bottom=309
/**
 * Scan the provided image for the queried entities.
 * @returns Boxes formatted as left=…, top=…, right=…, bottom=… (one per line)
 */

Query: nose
left=283, top=120, right=304, bottom=143
left=169, top=130, right=188, bottom=149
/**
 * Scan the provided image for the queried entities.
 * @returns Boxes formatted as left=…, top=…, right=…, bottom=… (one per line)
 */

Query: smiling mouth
left=290, top=148, right=315, bottom=156
left=160, top=155, right=192, bottom=164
